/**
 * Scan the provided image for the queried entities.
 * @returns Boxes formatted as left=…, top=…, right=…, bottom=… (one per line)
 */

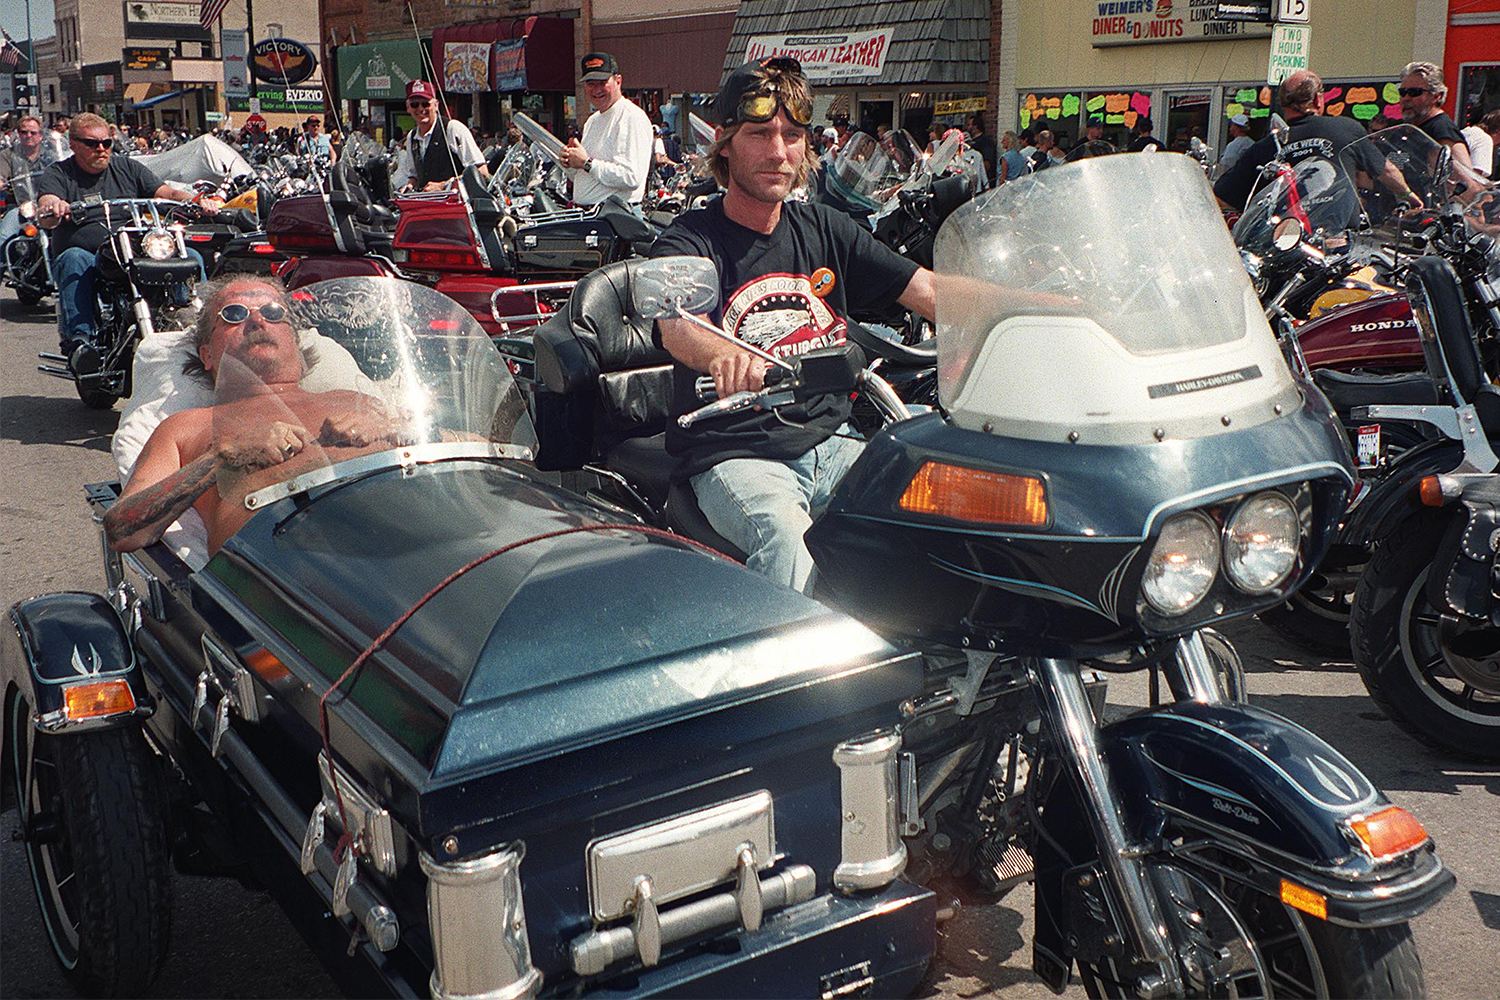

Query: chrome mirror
left=630, top=256, right=719, bottom=319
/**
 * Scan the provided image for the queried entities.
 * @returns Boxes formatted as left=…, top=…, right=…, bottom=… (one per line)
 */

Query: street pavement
left=2, top=292, right=1497, bottom=998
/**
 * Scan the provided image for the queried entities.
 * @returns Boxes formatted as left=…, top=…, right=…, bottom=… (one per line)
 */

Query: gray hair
left=182, top=274, right=312, bottom=386
left=1401, top=62, right=1447, bottom=101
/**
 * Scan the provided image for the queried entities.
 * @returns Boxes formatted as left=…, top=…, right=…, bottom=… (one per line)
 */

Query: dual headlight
left=1142, top=491, right=1300, bottom=615
left=139, top=228, right=178, bottom=261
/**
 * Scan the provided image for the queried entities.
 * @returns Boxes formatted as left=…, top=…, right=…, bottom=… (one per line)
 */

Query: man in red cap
left=394, top=79, right=486, bottom=191
left=559, top=51, right=653, bottom=207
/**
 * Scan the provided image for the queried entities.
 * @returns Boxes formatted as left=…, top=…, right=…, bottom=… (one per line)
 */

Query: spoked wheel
left=1259, top=554, right=1363, bottom=657
left=1351, top=516, right=1500, bottom=760
left=1077, top=860, right=1424, bottom=998
left=8, top=693, right=172, bottom=997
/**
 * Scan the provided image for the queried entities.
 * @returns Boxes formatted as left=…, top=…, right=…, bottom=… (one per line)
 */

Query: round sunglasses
left=219, top=301, right=288, bottom=324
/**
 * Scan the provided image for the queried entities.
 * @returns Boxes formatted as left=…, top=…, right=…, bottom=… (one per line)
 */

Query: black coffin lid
left=207, top=460, right=913, bottom=815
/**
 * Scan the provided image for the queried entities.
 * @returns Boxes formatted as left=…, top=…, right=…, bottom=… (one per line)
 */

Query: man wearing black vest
left=395, top=80, right=486, bottom=192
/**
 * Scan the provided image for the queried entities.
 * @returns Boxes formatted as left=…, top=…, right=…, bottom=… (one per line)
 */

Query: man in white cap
left=1220, top=113, right=1253, bottom=173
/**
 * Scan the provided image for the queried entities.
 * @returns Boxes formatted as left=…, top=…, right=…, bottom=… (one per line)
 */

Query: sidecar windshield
left=206, top=277, right=535, bottom=551
left=934, top=154, right=1294, bottom=442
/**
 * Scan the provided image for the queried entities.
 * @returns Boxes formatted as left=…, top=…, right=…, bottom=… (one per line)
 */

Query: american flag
left=199, top=0, right=230, bottom=29
left=0, top=29, right=26, bottom=68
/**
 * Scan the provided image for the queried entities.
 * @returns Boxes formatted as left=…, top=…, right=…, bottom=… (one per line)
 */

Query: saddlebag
left=132, top=257, right=201, bottom=287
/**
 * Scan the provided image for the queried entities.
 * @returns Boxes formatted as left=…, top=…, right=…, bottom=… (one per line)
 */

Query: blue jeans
left=0, top=208, right=21, bottom=257
left=53, top=244, right=206, bottom=350
left=690, top=426, right=865, bottom=593
left=53, top=245, right=97, bottom=350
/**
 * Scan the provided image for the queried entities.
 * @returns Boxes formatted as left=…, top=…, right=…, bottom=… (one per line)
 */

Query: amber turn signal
left=1417, top=476, right=1444, bottom=507
left=62, top=678, right=137, bottom=721
left=22, top=224, right=38, bottom=238
left=1346, top=805, right=1429, bottom=861
left=898, top=461, right=1047, bottom=526
left=1279, top=879, right=1328, bottom=920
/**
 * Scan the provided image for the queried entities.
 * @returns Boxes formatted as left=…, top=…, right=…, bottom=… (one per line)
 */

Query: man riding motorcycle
left=650, top=57, right=937, bottom=592
left=35, top=113, right=215, bottom=364
left=0, top=115, right=55, bottom=258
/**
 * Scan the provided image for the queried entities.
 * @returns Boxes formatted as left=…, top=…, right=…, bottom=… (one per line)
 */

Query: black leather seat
left=1404, top=255, right=1500, bottom=435
left=846, top=320, right=937, bottom=367
left=1312, top=369, right=1439, bottom=416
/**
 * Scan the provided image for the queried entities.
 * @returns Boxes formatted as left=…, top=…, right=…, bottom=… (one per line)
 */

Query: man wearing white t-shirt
left=560, top=52, right=653, bottom=206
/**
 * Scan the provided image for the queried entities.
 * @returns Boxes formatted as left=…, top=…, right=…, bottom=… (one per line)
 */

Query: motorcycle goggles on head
left=721, top=59, right=813, bottom=127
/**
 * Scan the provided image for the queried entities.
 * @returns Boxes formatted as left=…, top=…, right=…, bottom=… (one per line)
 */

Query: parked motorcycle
left=1237, top=125, right=1500, bottom=653
left=535, top=154, right=1454, bottom=995
left=1346, top=252, right=1500, bottom=759
left=35, top=198, right=206, bottom=409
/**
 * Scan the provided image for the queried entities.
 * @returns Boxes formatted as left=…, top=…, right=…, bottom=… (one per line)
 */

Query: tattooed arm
left=104, top=409, right=308, bottom=552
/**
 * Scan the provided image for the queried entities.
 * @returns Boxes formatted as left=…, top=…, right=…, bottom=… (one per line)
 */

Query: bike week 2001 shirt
left=37, top=155, right=164, bottom=256
left=1213, top=114, right=1370, bottom=210
left=651, top=199, right=920, bottom=480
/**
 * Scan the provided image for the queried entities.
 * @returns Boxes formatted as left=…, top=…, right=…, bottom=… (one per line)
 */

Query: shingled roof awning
left=722, top=0, right=989, bottom=88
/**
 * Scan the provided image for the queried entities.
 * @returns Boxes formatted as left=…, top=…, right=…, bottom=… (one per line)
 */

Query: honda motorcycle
left=533, top=153, right=1454, bottom=996
left=36, top=198, right=206, bottom=409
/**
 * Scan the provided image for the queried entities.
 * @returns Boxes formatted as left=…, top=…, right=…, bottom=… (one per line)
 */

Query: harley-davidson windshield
left=208, top=277, right=535, bottom=548
left=934, top=153, right=1300, bottom=446
left=826, top=130, right=923, bottom=211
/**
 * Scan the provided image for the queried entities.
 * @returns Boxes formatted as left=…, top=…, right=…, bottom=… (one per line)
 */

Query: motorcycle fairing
left=806, top=396, right=1352, bottom=654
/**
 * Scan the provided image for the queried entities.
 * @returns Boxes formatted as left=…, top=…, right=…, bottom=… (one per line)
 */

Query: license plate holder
left=1355, top=423, right=1381, bottom=469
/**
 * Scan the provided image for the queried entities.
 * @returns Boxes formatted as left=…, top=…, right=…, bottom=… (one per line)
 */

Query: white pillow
left=113, top=327, right=376, bottom=569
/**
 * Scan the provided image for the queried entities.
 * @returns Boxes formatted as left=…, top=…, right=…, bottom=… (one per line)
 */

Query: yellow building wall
left=1015, top=0, right=1421, bottom=89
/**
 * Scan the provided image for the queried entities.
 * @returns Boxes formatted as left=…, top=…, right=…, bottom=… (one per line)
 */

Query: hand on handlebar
left=709, top=351, right=768, bottom=399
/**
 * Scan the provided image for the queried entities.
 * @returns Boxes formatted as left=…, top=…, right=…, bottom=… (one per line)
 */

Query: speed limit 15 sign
left=1277, top=0, right=1309, bottom=22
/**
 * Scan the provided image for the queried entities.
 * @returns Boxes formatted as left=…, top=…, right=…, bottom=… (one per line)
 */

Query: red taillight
left=187, top=233, right=213, bottom=242
left=407, top=248, right=482, bottom=267
left=270, top=232, right=337, bottom=249
left=291, top=290, right=316, bottom=301
left=250, top=243, right=277, bottom=254
left=429, top=319, right=461, bottom=330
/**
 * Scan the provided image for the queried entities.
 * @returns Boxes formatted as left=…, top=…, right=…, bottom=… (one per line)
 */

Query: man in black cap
left=650, top=57, right=937, bottom=592
left=560, top=51, right=654, bottom=206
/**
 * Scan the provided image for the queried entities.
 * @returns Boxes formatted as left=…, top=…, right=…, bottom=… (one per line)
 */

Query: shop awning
left=430, top=17, right=573, bottom=94
left=133, top=89, right=185, bottom=110
left=124, top=82, right=153, bottom=103
left=335, top=39, right=426, bottom=102
left=721, top=0, right=989, bottom=88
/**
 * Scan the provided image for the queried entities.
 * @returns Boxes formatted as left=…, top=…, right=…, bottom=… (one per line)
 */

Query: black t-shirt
left=970, top=132, right=997, bottom=178
left=1127, top=134, right=1162, bottom=152
left=650, top=199, right=920, bottom=479
left=1, top=147, right=55, bottom=203
left=1213, top=113, right=1370, bottom=210
left=37, top=155, right=164, bottom=256
left=1416, top=112, right=1465, bottom=147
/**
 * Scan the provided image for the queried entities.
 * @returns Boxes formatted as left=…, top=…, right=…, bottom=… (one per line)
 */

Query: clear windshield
left=341, top=132, right=383, bottom=171
left=827, top=131, right=921, bottom=211
left=934, top=154, right=1288, bottom=438
left=208, top=277, right=534, bottom=547
left=1232, top=156, right=1360, bottom=258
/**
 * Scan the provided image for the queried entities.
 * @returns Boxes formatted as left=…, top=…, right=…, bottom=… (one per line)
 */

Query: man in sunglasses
left=1213, top=69, right=1396, bottom=212
left=106, top=276, right=403, bottom=557
left=35, top=113, right=211, bottom=360
left=559, top=51, right=654, bottom=207
left=650, top=58, right=937, bottom=593
left=1397, top=62, right=1473, bottom=173
left=0, top=115, right=55, bottom=257
left=393, top=80, right=486, bottom=192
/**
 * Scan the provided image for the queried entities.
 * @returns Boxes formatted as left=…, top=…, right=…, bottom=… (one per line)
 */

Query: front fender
left=1103, top=701, right=1453, bottom=927
left=2, top=593, right=155, bottom=736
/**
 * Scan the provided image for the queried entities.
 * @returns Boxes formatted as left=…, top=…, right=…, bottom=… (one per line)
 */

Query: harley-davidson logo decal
left=1147, top=365, right=1262, bottom=399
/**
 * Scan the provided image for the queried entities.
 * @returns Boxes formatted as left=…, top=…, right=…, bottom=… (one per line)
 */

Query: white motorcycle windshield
left=933, top=154, right=1298, bottom=445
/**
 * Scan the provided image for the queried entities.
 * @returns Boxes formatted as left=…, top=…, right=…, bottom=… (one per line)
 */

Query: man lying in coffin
left=104, top=276, right=410, bottom=557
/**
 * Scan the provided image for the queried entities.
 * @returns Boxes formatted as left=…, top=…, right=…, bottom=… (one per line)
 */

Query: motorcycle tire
left=1350, top=515, right=1500, bottom=760
left=1077, top=862, right=1424, bottom=998
left=1258, top=578, right=1358, bottom=657
left=8, top=692, right=173, bottom=997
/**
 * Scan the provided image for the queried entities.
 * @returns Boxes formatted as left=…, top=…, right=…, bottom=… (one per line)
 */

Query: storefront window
left=1018, top=91, right=1082, bottom=145
left=1457, top=64, right=1500, bottom=124
left=1084, top=91, right=1150, bottom=148
left=1165, top=92, right=1210, bottom=152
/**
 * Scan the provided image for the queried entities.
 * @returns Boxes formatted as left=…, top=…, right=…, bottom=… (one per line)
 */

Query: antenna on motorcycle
left=405, top=0, right=464, bottom=186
